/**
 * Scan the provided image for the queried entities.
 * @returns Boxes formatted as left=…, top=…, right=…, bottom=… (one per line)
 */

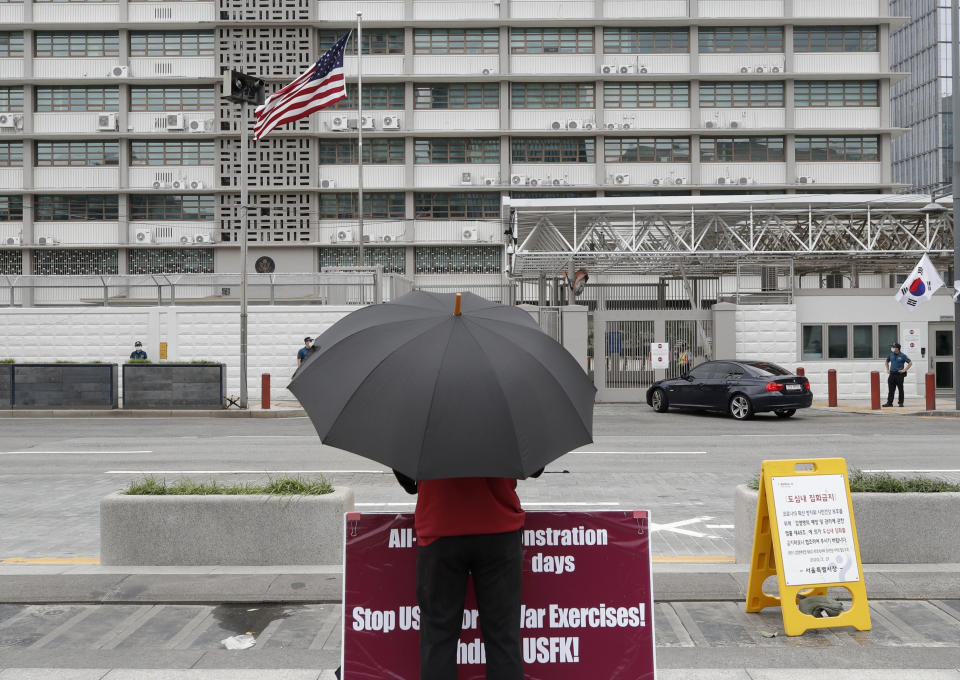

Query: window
left=512, top=137, right=595, bottom=163
left=415, top=138, right=499, bottom=164
left=827, top=325, right=848, bottom=358
left=0, top=142, right=22, bottom=166
left=700, top=81, right=784, bottom=108
left=319, top=29, right=403, bottom=55
left=0, top=87, right=23, bottom=111
left=0, top=250, right=21, bottom=276
left=34, top=32, right=119, bottom=57
left=320, top=247, right=406, bottom=274
left=877, top=325, right=898, bottom=358
left=700, top=137, right=785, bottom=162
left=332, top=83, right=405, bottom=110
left=413, top=29, right=499, bottom=54
left=319, top=193, right=405, bottom=219
left=510, top=28, right=594, bottom=54
left=320, top=138, right=404, bottom=164
left=512, top=83, right=595, bottom=109
left=415, top=246, right=502, bottom=274
left=35, top=195, right=119, bottom=221
left=129, top=31, right=214, bottom=57
left=129, top=195, right=214, bottom=220
left=853, top=325, right=873, bottom=359
left=129, top=249, right=214, bottom=274
left=802, top=323, right=899, bottom=360
left=802, top=325, right=823, bottom=359
left=794, top=26, right=878, bottom=52
left=414, top=193, right=500, bottom=219
left=603, top=27, right=689, bottom=54
left=603, top=82, right=689, bottom=108
left=414, top=83, right=499, bottom=109
left=35, top=87, right=119, bottom=112
left=604, top=137, right=690, bottom=163
left=795, top=81, right=879, bottom=107
left=699, top=27, right=783, bottom=53
left=0, top=195, right=23, bottom=221
left=35, top=141, right=119, bottom=167
left=129, top=87, right=215, bottom=111
left=33, top=249, right=119, bottom=275
left=795, top=136, right=879, bottom=162
left=0, top=32, right=23, bottom=58
left=130, top=140, right=215, bottom=166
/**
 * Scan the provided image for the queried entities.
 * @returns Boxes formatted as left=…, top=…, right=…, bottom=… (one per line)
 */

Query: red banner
left=342, top=511, right=655, bottom=680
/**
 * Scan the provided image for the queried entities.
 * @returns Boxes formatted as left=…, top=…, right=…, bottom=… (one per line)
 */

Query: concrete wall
left=12, top=364, right=118, bottom=409
left=122, top=364, right=224, bottom=409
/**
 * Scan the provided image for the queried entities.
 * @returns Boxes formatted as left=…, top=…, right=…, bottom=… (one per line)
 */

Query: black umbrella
left=289, top=291, right=595, bottom=480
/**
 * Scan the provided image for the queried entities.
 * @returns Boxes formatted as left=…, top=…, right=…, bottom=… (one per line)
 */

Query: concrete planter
left=9, top=363, right=118, bottom=409
left=0, top=364, right=11, bottom=409
left=100, top=488, right=355, bottom=566
left=735, top=484, right=960, bottom=564
left=122, top=363, right=225, bottom=409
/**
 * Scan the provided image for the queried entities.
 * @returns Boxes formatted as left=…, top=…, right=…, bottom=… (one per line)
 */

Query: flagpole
left=239, top=78, right=249, bottom=409
left=952, top=0, right=960, bottom=410
left=356, top=11, right=365, bottom=267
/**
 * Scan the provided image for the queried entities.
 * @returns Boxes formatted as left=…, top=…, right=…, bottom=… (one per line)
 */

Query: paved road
left=1, top=405, right=958, bottom=560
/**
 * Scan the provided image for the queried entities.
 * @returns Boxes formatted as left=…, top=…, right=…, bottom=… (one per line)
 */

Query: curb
left=0, top=408, right=306, bottom=418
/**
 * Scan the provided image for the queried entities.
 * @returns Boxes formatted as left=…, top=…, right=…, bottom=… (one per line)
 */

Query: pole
left=952, top=0, right=960, bottom=409
left=356, top=12, right=365, bottom=266
left=239, top=99, right=249, bottom=409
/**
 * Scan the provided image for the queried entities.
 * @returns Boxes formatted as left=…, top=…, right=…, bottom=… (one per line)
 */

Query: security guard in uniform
left=883, top=342, right=912, bottom=407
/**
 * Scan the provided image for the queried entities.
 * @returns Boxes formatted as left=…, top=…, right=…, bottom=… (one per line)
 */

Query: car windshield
left=742, top=361, right=792, bottom=377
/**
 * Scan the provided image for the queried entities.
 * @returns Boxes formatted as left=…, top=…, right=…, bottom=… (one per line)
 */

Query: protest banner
left=342, top=511, right=655, bottom=679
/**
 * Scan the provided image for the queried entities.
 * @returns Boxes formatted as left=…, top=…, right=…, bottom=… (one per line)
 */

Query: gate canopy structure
left=504, top=193, right=955, bottom=277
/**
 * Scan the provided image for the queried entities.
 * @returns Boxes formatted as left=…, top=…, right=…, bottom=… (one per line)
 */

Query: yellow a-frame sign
left=746, top=458, right=871, bottom=636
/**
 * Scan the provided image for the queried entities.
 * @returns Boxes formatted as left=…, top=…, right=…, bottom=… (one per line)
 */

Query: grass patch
left=748, top=469, right=960, bottom=493
left=125, top=475, right=333, bottom=496
left=127, top=359, right=152, bottom=364
left=189, top=360, right=219, bottom=365
left=0, top=359, right=13, bottom=364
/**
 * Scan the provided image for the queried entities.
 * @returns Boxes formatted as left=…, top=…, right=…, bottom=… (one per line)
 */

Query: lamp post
left=953, top=0, right=960, bottom=409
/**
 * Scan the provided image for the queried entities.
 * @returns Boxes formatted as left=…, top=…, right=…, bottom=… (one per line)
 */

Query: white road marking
left=105, top=469, right=386, bottom=475
left=649, top=516, right=719, bottom=539
left=575, top=451, right=706, bottom=455
left=706, top=524, right=734, bottom=529
left=2, top=450, right=152, bottom=456
left=861, top=469, right=960, bottom=473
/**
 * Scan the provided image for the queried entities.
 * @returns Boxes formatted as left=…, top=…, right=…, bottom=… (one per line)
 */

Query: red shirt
left=415, top=478, right=525, bottom=546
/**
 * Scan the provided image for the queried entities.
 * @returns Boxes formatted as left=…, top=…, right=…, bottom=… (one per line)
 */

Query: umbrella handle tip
left=454, top=293, right=462, bottom=316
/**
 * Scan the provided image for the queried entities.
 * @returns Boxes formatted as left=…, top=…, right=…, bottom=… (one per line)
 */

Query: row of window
left=0, top=194, right=214, bottom=221
left=0, top=86, right=215, bottom=112
left=801, top=323, right=899, bottom=360
left=22, top=141, right=214, bottom=166
left=0, top=31, right=214, bottom=58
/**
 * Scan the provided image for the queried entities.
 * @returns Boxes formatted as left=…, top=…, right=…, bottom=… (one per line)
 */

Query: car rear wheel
left=774, top=408, right=796, bottom=418
left=651, top=388, right=669, bottom=413
left=729, top=394, right=753, bottom=420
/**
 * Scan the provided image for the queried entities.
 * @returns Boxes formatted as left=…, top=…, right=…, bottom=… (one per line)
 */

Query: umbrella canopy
left=289, top=291, right=595, bottom=480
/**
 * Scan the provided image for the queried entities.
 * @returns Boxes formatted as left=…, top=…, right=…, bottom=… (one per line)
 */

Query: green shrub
left=127, top=359, right=152, bottom=364
left=189, top=360, right=219, bottom=365
left=125, top=475, right=333, bottom=496
left=748, top=469, right=960, bottom=493
left=0, top=359, right=13, bottom=364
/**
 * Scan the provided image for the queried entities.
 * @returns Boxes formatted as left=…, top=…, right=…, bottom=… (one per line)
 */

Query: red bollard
left=796, top=367, right=805, bottom=377
left=261, top=373, right=271, bottom=410
left=827, top=369, right=837, bottom=407
left=926, top=372, right=936, bottom=411
left=870, top=371, right=880, bottom=410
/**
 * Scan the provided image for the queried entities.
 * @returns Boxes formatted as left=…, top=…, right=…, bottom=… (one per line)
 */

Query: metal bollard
left=926, top=372, right=936, bottom=411
left=261, top=373, right=271, bottom=410
left=870, top=371, right=880, bottom=410
left=827, top=369, right=838, bottom=407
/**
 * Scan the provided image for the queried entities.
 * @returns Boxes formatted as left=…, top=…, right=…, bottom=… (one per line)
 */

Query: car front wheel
left=651, top=388, right=669, bottom=413
left=729, top=394, right=753, bottom=420
left=774, top=408, right=796, bottom=418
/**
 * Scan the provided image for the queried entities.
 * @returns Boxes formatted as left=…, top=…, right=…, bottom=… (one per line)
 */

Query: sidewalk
left=811, top=396, right=960, bottom=417
left=0, top=402, right=307, bottom=419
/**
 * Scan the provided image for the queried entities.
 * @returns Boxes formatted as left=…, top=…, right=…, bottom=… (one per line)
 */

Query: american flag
left=254, top=32, right=351, bottom=141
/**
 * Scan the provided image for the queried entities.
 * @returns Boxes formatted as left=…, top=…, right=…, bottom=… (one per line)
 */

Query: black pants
left=887, top=372, right=905, bottom=405
left=416, top=530, right=524, bottom=680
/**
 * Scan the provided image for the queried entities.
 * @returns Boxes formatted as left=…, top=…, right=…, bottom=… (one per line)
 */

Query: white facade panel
left=795, top=162, right=882, bottom=184
left=511, top=109, right=597, bottom=130
left=33, top=222, right=119, bottom=246
left=343, top=55, right=404, bottom=77
left=604, top=0, right=686, bottom=17
left=32, top=3, right=120, bottom=23
left=413, top=110, right=500, bottom=131
left=128, top=1, right=216, bottom=22
left=414, top=220, right=499, bottom=243
left=698, top=0, right=783, bottom=17
left=794, top=107, right=882, bottom=129
left=413, top=55, right=499, bottom=76
left=700, top=163, right=787, bottom=184
left=0, top=222, right=24, bottom=243
left=34, top=113, right=103, bottom=135
left=511, top=0, right=593, bottom=18
left=599, top=54, right=691, bottom=75
left=33, top=167, right=119, bottom=190
left=415, top=165, right=502, bottom=189
left=414, top=0, right=499, bottom=20
left=793, top=53, right=881, bottom=74
left=699, top=54, right=785, bottom=74
left=32, top=58, right=115, bottom=79
left=318, top=220, right=409, bottom=244
left=699, top=108, right=785, bottom=129
left=0, top=168, right=23, bottom=190
left=603, top=163, right=691, bottom=187
left=128, top=166, right=216, bottom=190
left=602, top=109, right=690, bottom=129
left=314, top=109, right=403, bottom=132
left=318, top=0, right=404, bottom=21
left=320, top=165, right=405, bottom=190
left=0, top=5, right=24, bottom=23
left=793, top=0, right=880, bottom=17
left=129, top=222, right=216, bottom=245
left=129, top=58, right=216, bottom=79
left=0, top=58, right=23, bottom=79
left=510, top=164, right=595, bottom=187
left=511, top=54, right=594, bottom=75
left=127, top=111, right=216, bottom=134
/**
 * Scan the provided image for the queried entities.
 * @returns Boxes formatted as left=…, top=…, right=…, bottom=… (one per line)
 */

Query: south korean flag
left=895, top=254, right=945, bottom=310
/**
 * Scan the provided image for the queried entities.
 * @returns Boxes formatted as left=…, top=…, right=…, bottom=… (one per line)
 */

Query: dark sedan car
left=645, top=360, right=812, bottom=420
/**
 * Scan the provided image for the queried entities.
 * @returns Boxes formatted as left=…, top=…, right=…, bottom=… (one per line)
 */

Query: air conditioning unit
left=618, top=64, right=634, bottom=74
left=320, top=179, right=336, bottom=189
left=582, top=120, right=595, bottom=130
left=189, top=180, right=205, bottom=190
left=601, top=64, right=616, bottom=74
left=329, top=116, right=348, bottom=131
left=704, top=121, right=715, bottom=128
left=511, top=174, right=528, bottom=185
left=755, top=66, right=765, bottom=73
left=381, top=234, right=394, bottom=242
left=566, top=120, right=580, bottom=130
left=798, top=176, right=816, bottom=184
left=360, top=116, right=375, bottom=130
left=171, top=179, right=187, bottom=190
left=5, top=236, right=21, bottom=246
left=151, top=180, right=170, bottom=189
left=483, top=177, right=498, bottom=186
left=335, top=228, right=354, bottom=243
left=481, top=67, right=496, bottom=76
left=108, top=65, right=129, bottom=78
left=729, top=120, right=739, bottom=129
left=460, top=172, right=473, bottom=185
left=550, top=178, right=563, bottom=186
left=179, top=235, right=195, bottom=244
left=37, top=236, right=59, bottom=246
left=0, top=113, right=19, bottom=129
left=770, top=65, right=782, bottom=73
left=461, top=228, right=479, bottom=241
left=528, top=178, right=541, bottom=187
left=717, top=177, right=727, bottom=185
left=382, top=115, right=400, bottom=130
left=195, top=233, right=213, bottom=244
left=166, top=113, right=185, bottom=131
left=614, top=174, right=629, bottom=185
left=550, top=120, right=564, bottom=131
left=675, top=178, right=685, bottom=185
left=604, top=122, right=619, bottom=130
left=638, top=65, right=648, bottom=74
left=740, top=66, right=750, bottom=74
left=739, top=177, right=750, bottom=185
left=96, top=113, right=117, bottom=131
left=134, top=229, right=154, bottom=244
left=621, top=122, right=632, bottom=129
left=651, top=178, right=662, bottom=186
left=347, top=118, right=359, bottom=129
left=188, top=118, right=212, bottom=132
